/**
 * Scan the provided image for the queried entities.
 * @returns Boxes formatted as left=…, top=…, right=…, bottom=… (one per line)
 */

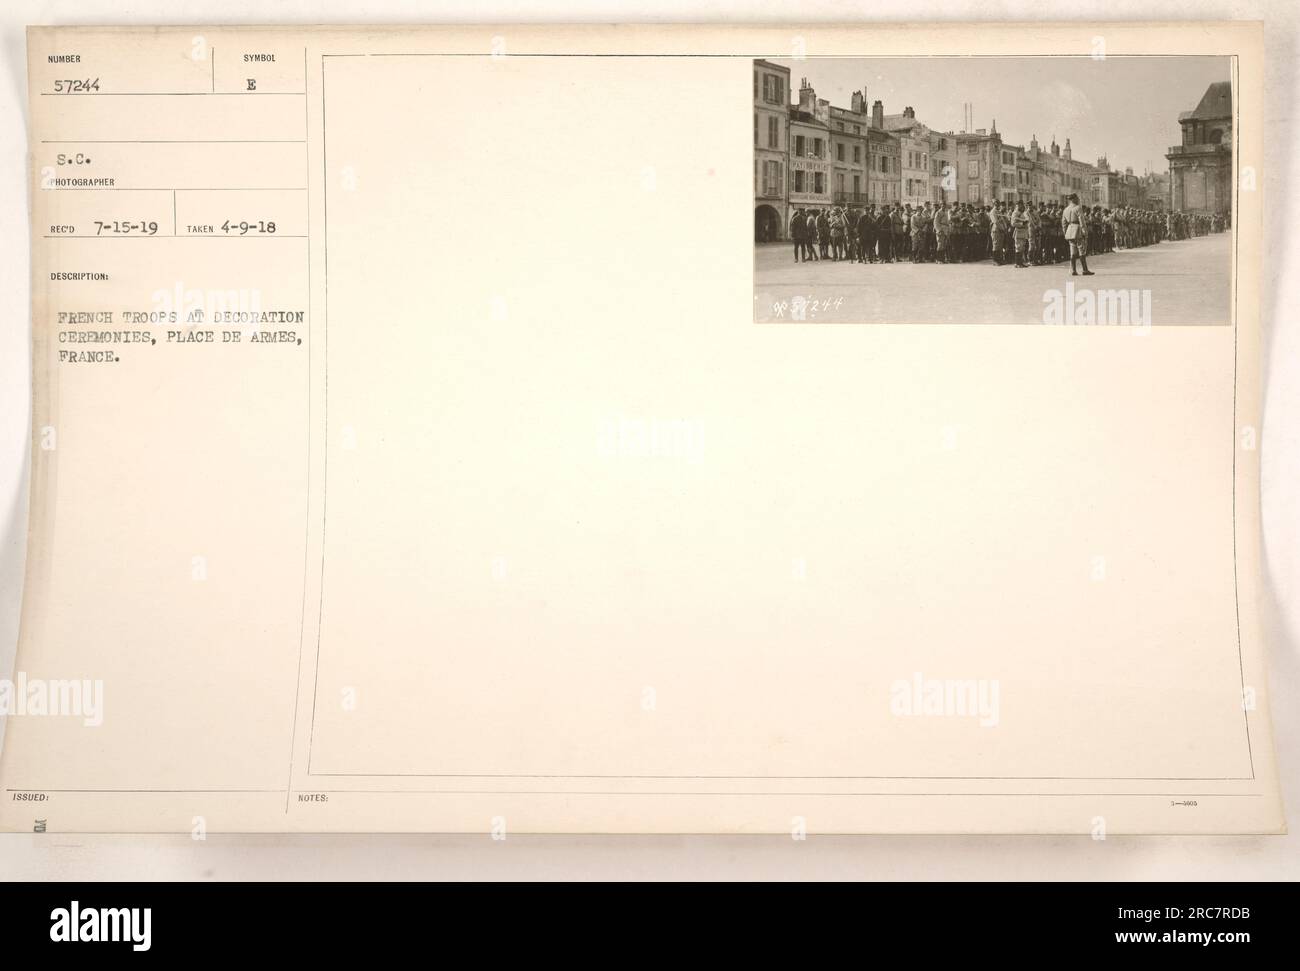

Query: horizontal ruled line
left=43, top=234, right=308, bottom=239
left=46, top=187, right=307, bottom=191
left=41, top=139, right=305, bottom=144
left=40, top=91, right=307, bottom=96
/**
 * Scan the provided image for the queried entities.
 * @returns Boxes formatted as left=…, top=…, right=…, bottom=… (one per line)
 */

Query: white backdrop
left=0, top=0, right=1296, bottom=879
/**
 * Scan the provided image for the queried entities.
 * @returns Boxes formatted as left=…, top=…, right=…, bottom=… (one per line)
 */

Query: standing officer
left=1061, top=193, right=1094, bottom=276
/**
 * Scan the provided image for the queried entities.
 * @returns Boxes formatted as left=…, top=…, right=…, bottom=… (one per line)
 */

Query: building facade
left=928, top=132, right=954, bottom=205
left=1166, top=81, right=1232, bottom=215
left=829, top=98, right=870, bottom=206
left=785, top=78, right=834, bottom=220
left=953, top=128, right=1002, bottom=207
left=753, top=59, right=790, bottom=242
left=884, top=107, right=933, bottom=209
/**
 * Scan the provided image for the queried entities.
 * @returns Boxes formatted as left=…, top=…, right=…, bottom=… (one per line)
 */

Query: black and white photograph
left=754, top=56, right=1235, bottom=324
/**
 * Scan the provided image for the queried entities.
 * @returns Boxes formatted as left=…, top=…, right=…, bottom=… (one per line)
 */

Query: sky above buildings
left=770, top=56, right=1230, bottom=176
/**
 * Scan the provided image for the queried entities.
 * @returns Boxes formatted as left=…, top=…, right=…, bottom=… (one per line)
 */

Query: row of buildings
left=754, top=60, right=1226, bottom=242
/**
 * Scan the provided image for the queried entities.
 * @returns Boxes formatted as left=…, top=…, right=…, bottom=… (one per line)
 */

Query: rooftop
left=1185, top=81, right=1232, bottom=122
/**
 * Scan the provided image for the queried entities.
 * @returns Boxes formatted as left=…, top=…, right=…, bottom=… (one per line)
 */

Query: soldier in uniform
left=1061, top=193, right=1094, bottom=276
left=876, top=204, right=895, bottom=263
left=949, top=205, right=964, bottom=262
left=856, top=205, right=874, bottom=264
left=1010, top=202, right=1029, bottom=268
left=829, top=207, right=846, bottom=261
left=790, top=208, right=807, bottom=262
left=910, top=204, right=928, bottom=263
left=803, top=209, right=820, bottom=260
left=1026, top=203, right=1041, bottom=266
left=893, top=204, right=909, bottom=262
left=933, top=202, right=952, bottom=264
left=991, top=203, right=1009, bottom=265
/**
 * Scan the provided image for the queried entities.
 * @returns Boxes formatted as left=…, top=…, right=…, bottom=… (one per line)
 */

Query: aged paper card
left=2, top=23, right=1281, bottom=833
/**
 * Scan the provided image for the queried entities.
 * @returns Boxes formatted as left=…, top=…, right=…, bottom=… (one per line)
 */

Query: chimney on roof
left=872, top=99, right=884, bottom=129
left=798, top=78, right=817, bottom=114
left=851, top=90, right=865, bottom=114
left=904, top=105, right=915, bottom=119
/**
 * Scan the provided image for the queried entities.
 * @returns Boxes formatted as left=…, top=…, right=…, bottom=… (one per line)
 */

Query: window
left=853, top=146, right=861, bottom=164
left=853, top=125, right=861, bottom=134
left=762, top=74, right=785, bottom=105
left=768, top=116, right=779, bottom=149
left=764, top=160, right=782, bottom=196
left=794, top=169, right=805, bottom=193
left=754, top=113, right=758, bottom=146
left=967, top=160, right=979, bottom=178
left=814, top=171, right=825, bottom=194
left=814, top=138, right=824, bottom=158
left=853, top=174, right=860, bottom=195
left=968, top=142, right=978, bottom=154
left=837, top=122, right=844, bottom=131
left=836, top=172, right=845, bottom=193
left=837, top=143, right=845, bottom=162
left=795, top=135, right=805, bottom=157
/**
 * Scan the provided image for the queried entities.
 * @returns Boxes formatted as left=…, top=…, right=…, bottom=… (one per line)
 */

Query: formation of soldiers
left=787, top=199, right=1227, bottom=271
left=1166, top=209, right=1226, bottom=240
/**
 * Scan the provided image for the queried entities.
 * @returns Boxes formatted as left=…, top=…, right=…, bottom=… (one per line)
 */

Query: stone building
left=952, top=126, right=1003, bottom=207
left=753, top=59, right=790, bottom=242
left=1166, top=81, right=1232, bottom=215
left=998, top=138, right=1022, bottom=203
left=785, top=78, right=834, bottom=219
left=829, top=94, right=870, bottom=206
left=864, top=100, right=902, bottom=206
left=884, top=106, right=934, bottom=209
left=928, top=131, right=955, bottom=205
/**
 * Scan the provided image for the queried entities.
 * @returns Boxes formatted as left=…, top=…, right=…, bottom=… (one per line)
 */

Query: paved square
left=754, top=232, right=1231, bottom=325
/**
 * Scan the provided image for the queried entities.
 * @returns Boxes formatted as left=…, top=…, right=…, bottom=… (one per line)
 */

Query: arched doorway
left=755, top=205, right=780, bottom=243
